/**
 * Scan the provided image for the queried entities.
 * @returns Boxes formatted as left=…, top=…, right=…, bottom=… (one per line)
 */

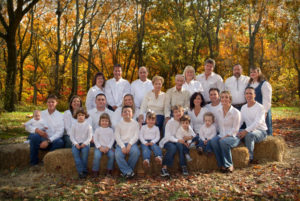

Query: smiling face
left=204, top=63, right=214, bottom=75
left=173, top=108, right=184, bottom=121
left=185, top=69, right=195, bottom=82
left=146, top=117, right=156, bottom=128
left=153, top=79, right=162, bottom=92
left=233, top=65, right=242, bottom=78
left=220, top=92, right=232, bottom=107
left=209, top=90, right=219, bottom=103
left=113, top=67, right=122, bottom=81
left=95, top=95, right=106, bottom=110
left=122, top=107, right=133, bottom=122
left=175, top=75, right=185, bottom=90
left=100, top=118, right=110, bottom=128
left=181, top=120, right=190, bottom=131
left=250, top=69, right=259, bottom=81
left=139, top=67, right=148, bottom=82
left=193, top=95, right=203, bottom=107
left=123, top=95, right=134, bottom=107
left=47, top=98, right=57, bottom=112
left=95, top=75, right=104, bottom=88
left=71, top=97, right=81, bottom=111
left=245, top=88, right=256, bottom=103
left=33, top=111, right=41, bottom=121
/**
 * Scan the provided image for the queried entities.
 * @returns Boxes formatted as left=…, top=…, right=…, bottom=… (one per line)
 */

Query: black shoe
left=161, top=168, right=170, bottom=177
left=79, top=172, right=85, bottom=179
left=182, top=166, right=189, bottom=176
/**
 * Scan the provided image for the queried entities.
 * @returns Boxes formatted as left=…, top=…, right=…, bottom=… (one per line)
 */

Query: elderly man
left=225, top=64, right=250, bottom=110
left=196, top=58, right=224, bottom=103
left=130, top=67, right=153, bottom=109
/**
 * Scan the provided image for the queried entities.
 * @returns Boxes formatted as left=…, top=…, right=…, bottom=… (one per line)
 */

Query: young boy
left=25, top=110, right=48, bottom=143
left=115, top=106, right=140, bottom=179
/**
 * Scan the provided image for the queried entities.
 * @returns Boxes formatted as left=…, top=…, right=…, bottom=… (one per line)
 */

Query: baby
left=24, top=110, right=48, bottom=142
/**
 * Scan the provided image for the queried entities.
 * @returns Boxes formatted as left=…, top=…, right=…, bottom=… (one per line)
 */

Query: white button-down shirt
left=115, top=119, right=139, bottom=148
left=85, top=85, right=105, bottom=111
left=70, top=121, right=93, bottom=145
left=188, top=107, right=209, bottom=134
left=206, top=103, right=222, bottom=131
left=225, top=75, right=250, bottom=105
left=131, top=79, right=153, bottom=108
left=182, top=80, right=204, bottom=96
left=94, top=127, right=115, bottom=149
left=216, top=106, right=241, bottom=138
left=139, top=125, right=160, bottom=144
left=105, top=78, right=131, bottom=107
left=139, top=91, right=166, bottom=116
left=249, top=81, right=272, bottom=112
left=175, top=126, right=196, bottom=143
left=63, top=110, right=77, bottom=136
left=40, top=109, right=64, bottom=142
left=159, top=118, right=180, bottom=148
left=88, top=108, right=114, bottom=131
left=241, top=102, right=267, bottom=132
left=198, top=124, right=217, bottom=141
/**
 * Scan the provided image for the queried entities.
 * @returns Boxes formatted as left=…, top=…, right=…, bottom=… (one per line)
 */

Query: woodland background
left=0, top=0, right=299, bottom=112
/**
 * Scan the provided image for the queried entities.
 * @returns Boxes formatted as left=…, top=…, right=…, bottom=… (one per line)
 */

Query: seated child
left=70, top=108, right=93, bottom=179
left=24, top=110, right=48, bottom=143
left=139, top=111, right=163, bottom=168
left=92, top=113, right=115, bottom=177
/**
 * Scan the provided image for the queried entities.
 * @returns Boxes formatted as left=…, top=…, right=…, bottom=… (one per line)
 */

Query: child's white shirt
left=175, top=126, right=196, bottom=143
left=70, top=121, right=93, bottom=145
left=139, top=125, right=160, bottom=144
left=115, top=119, right=139, bottom=148
left=94, top=127, right=115, bottom=149
left=25, top=118, right=48, bottom=133
left=198, top=124, right=217, bottom=141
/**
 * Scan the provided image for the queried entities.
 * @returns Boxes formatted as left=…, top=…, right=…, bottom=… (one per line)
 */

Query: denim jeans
left=162, top=142, right=177, bottom=167
left=30, top=134, right=64, bottom=165
left=244, top=129, right=267, bottom=160
left=63, top=135, right=72, bottom=148
left=197, top=139, right=213, bottom=153
left=210, top=135, right=240, bottom=168
left=72, top=144, right=90, bottom=174
left=92, top=148, right=115, bottom=171
left=141, top=143, right=162, bottom=161
left=176, top=143, right=188, bottom=166
left=156, top=115, right=165, bottom=133
left=115, top=143, right=140, bottom=175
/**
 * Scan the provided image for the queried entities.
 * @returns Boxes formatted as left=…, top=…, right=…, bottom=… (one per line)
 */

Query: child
left=70, top=108, right=93, bottom=179
left=159, top=105, right=188, bottom=177
left=139, top=111, right=163, bottom=168
left=115, top=106, right=140, bottom=179
left=24, top=110, right=48, bottom=143
left=175, top=115, right=196, bottom=162
left=196, top=112, right=217, bottom=155
left=92, top=113, right=115, bottom=177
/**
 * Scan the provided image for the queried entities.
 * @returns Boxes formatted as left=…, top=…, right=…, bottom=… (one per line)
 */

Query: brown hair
left=205, top=58, right=215, bottom=67
left=171, top=105, right=184, bottom=112
left=122, top=94, right=136, bottom=115
left=69, top=95, right=83, bottom=115
left=146, top=111, right=156, bottom=120
left=249, top=67, right=266, bottom=83
left=180, top=114, right=191, bottom=123
left=73, top=107, right=89, bottom=119
left=99, top=113, right=112, bottom=127
left=203, top=112, right=215, bottom=123
left=47, top=94, right=58, bottom=100
left=92, top=72, right=106, bottom=87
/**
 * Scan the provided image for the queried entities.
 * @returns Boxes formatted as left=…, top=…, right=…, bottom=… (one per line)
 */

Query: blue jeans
left=156, top=115, right=164, bottom=132
left=115, top=143, right=140, bottom=175
left=72, top=144, right=90, bottom=174
left=30, top=134, right=64, bottom=165
left=211, top=135, right=240, bottom=168
left=266, top=109, right=272, bottom=135
left=244, top=129, right=267, bottom=160
left=63, top=135, right=72, bottom=148
left=92, top=148, right=115, bottom=171
left=141, top=143, right=162, bottom=160
left=162, top=142, right=177, bottom=167
left=176, top=143, right=188, bottom=166
left=197, top=139, right=213, bottom=153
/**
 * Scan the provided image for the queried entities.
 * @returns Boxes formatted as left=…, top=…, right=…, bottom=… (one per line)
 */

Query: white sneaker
left=185, top=154, right=192, bottom=162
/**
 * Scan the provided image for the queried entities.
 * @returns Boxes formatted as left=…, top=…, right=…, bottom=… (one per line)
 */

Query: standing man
left=225, top=64, right=250, bottom=110
left=130, top=66, right=153, bottom=109
left=105, top=64, right=131, bottom=111
left=196, top=58, right=224, bottom=103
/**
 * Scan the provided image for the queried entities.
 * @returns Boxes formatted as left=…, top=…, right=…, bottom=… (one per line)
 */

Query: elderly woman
left=63, top=95, right=83, bottom=148
left=139, top=75, right=166, bottom=131
left=86, top=72, right=106, bottom=111
left=182, top=65, right=204, bottom=95
left=248, top=67, right=272, bottom=135
left=210, top=91, right=241, bottom=173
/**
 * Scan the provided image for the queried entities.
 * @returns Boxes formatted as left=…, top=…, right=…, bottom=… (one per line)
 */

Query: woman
left=139, top=76, right=166, bottom=131
left=86, top=72, right=106, bottom=111
left=210, top=91, right=241, bottom=173
left=63, top=95, right=83, bottom=148
left=248, top=67, right=272, bottom=135
left=182, top=65, right=204, bottom=95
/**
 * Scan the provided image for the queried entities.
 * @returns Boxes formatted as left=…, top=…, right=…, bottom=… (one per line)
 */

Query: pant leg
left=175, top=143, right=187, bottom=166
left=92, top=148, right=102, bottom=171
left=30, top=134, right=45, bottom=165
left=156, top=115, right=165, bottom=136
left=49, top=138, right=64, bottom=151
left=219, top=136, right=240, bottom=168
left=244, top=129, right=267, bottom=160
left=63, top=135, right=72, bottom=148
left=81, top=145, right=90, bottom=173
left=151, top=144, right=162, bottom=157
left=266, top=109, right=273, bottom=135
left=106, top=149, right=115, bottom=170
left=210, top=135, right=223, bottom=167
left=127, top=143, right=140, bottom=171
left=115, top=144, right=133, bottom=175
left=205, top=139, right=213, bottom=153
left=162, top=142, right=177, bottom=167
left=197, top=139, right=206, bottom=149
left=183, top=144, right=190, bottom=155
left=72, top=145, right=84, bottom=173
left=141, top=143, right=151, bottom=160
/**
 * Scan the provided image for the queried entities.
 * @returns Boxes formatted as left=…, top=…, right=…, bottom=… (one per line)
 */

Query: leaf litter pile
left=0, top=119, right=299, bottom=200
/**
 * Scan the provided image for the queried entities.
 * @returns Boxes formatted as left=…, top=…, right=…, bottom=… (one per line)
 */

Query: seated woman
left=86, top=72, right=106, bottom=111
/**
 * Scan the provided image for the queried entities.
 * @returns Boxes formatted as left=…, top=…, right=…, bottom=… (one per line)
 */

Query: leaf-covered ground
left=0, top=119, right=299, bottom=200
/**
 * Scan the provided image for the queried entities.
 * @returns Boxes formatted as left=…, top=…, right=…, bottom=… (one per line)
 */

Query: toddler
left=24, top=110, right=48, bottom=143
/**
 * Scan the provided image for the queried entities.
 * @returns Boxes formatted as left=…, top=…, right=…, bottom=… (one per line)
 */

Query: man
left=164, top=74, right=190, bottom=121
left=237, top=87, right=267, bottom=164
left=196, top=58, right=224, bottom=103
left=30, top=95, right=64, bottom=165
left=105, top=64, right=131, bottom=111
left=130, top=66, right=153, bottom=109
left=225, top=64, right=250, bottom=110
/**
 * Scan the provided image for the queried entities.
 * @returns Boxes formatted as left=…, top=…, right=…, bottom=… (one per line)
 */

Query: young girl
left=196, top=112, right=217, bottom=154
left=70, top=108, right=93, bottom=179
left=92, top=113, right=115, bottom=177
left=139, top=111, right=163, bottom=168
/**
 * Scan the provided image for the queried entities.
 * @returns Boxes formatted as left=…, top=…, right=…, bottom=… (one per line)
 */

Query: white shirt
left=188, top=107, right=209, bottom=134
left=85, top=85, right=105, bottom=111
left=206, top=103, right=222, bottom=131
left=196, top=72, right=224, bottom=102
left=105, top=78, right=131, bottom=107
left=249, top=81, right=272, bottom=112
left=225, top=75, right=250, bottom=105
left=175, top=126, right=196, bottom=143
left=140, top=91, right=166, bottom=116
left=139, top=125, right=160, bottom=144
left=88, top=108, right=114, bottom=131
left=111, top=107, right=140, bottom=128
left=63, top=110, right=77, bottom=136
left=182, top=80, right=204, bottom=96
left=241, top=102, right=267, bottom=132
left=159, top=118, right=180, bottom=148
left=25, top=118, right=48, bottom=133
left=115, top=119, right=139, bottom=148
left=216, top=106, right=241, bottom=138
left=198, top=124, right=217, bottom=141
left=131, top=79, right=153, bottom=108
left=40, top=109, right=64, bottom=142
left=70, top=121, right=93, bottom=145
left=94, top=127, right=115, bottom=149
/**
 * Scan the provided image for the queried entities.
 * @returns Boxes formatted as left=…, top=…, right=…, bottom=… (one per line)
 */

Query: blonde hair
left=183, top=65, right=196, bottom=80
left=220, top=91, right=232, bottom=102
left=203, top=112, right=215, bottom=123
left=172, top=105, right=184, bottom=112
left=122, top=94, right=136, bottom=115
left=180, top=114, right=191, bottom=123
left=152, top=75, right=164, bottom=85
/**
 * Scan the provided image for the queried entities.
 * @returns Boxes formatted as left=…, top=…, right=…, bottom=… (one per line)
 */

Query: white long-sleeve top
left=94, top=127, right=115, bottom=149
left=63, top=110, right=77, bottom=136
left=206, top=103, right=222, bottom=131
left=88, top=108, right=114, bottom=131
left=175, top=126, right=196, bottom=143
left=131, top=79, right=153, bottom=108
left=225, top=75, right=250, bottom=105
left=40, top=109, right=64, bottom=142
left=188, top=107, right=209, bottom=134
left=25, top=118, right=48, bottom=133
left=241, top=102, right=267, bottom=132
left=196, top=72, right=224, bottom=102
left=115, top=119, right=139, bottom=148
left=139, top=91, right=166, bottom=116
left=111, top=107, right=140, bottom=128
left=159, top=118, right=180, bottom=148
left=85, top=85, right=105, bottom=111
left=70, top=121, right=93, bottom=145
left=139, top=125, right=160, bottom=144
left=216, top=106, right=241, bottom=138
left=182, top=80, right=204, bottom=96
left=105, top=78, right=131, bottom=107
left=249, top=81, right=272, bottom=112
left=198, top=124, right=217, bottom=141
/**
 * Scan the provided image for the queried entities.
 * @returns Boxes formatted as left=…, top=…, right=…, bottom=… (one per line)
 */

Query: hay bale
left=254, top=136, right=286, bottom=162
